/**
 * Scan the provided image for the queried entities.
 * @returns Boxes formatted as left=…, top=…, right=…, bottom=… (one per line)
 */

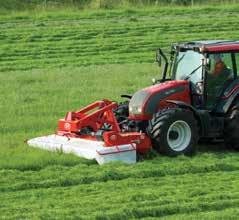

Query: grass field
left=1, top=4, right=239, bottom=219
left=1, top=0, right=239, bottom=11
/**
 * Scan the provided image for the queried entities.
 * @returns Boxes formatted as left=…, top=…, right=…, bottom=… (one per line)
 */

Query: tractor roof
left=174, top=40, right=239, bottom=53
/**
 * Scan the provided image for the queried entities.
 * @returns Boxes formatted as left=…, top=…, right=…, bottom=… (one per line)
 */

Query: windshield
left=172, top=50, right=204, bottom=84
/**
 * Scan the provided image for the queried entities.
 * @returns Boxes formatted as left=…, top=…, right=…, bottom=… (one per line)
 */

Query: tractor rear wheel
left=148, top=108, right=199, bottom=156
left=224, top=105, right=239, bottom=150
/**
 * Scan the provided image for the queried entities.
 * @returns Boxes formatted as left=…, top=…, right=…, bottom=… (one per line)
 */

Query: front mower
left=28, top=40, right=239, bottom=164
left=28, top=100, right=151, bottom=164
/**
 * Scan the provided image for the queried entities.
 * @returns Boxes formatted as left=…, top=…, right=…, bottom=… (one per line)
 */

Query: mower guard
left=28, top=135, right=136, bottom=165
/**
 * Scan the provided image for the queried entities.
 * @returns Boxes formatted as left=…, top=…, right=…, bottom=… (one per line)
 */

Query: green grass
left=1, top=5, right=239, bottom=72
left=1, top=4, right=239, bottom=219
left=1, top=0, right=239, bottom=12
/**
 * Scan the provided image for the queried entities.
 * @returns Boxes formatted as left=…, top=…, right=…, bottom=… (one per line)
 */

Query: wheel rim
left=167, top=120, right=192, bottom=152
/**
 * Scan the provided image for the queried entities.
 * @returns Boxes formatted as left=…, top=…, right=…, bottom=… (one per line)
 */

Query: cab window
left=172, top=50, right=203, bottom=86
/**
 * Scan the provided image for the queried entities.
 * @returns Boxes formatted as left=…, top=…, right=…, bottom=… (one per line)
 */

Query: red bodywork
left=57, top=100, right=151, bottom=154
left=144, top=80, right=191, bottom=111
left=58, top=100, right=119, bottom=134
left=202, top=44, right=239, bottom=53
left=129, top=80, right=191, bottom=120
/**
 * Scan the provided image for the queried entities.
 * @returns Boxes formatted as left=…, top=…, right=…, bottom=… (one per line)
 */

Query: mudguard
left=214, top=79, right=239, bottom=113
left=166, top=100, right=225, bottom=138
left=166, top=100, right=207, bottom=137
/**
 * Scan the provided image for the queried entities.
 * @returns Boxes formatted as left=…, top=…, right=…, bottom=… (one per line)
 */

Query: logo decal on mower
left=64, top=123, right=71, bottom=130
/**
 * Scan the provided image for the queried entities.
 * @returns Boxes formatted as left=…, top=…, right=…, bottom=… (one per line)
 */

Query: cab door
left=205, top=52, right=236, bottom=110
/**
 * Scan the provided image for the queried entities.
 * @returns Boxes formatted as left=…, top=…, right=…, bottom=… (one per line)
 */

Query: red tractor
left=28, top=40, right=239, bottom=164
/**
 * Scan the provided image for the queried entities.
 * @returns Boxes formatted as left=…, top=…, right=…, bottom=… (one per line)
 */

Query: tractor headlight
left=129, top=90, right=149, bottom=115
left=137, top=106, right=142, bottom=113
left=129, top=105, right=142, bottom=114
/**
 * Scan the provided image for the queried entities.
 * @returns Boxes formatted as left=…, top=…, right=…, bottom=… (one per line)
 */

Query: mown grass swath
left=0, top=6, right=239, bottom=72
left=1, top=4, right=239, bottom=219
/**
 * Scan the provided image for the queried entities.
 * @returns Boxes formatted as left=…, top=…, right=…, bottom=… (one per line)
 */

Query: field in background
left=1, top=0, right=239, bottom=11
left=1, top=5, right=239, bottom=72
left=1, top=4, right=239, bottom=219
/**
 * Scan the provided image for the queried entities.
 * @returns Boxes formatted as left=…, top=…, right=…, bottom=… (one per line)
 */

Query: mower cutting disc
left=27, top=135, right=136, bottom=165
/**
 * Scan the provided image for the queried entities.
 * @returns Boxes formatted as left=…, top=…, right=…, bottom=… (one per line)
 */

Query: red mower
left=28, top=41, right=239, bottom=164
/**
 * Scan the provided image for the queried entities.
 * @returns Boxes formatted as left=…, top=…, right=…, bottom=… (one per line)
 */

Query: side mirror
left=155, top=48, right=169, bottom=82
left=156, top=49, right=162, bottom=66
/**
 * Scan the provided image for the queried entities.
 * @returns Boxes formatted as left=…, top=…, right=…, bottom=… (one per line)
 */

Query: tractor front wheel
left=148, top=109, right=199, bottom=156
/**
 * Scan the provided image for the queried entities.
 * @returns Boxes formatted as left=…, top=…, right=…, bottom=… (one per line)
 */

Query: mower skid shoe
left=27, top=135, right=136, bottom=165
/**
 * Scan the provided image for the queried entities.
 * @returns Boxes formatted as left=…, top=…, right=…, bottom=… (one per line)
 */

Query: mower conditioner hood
left=128, top=80, right=191, bottom=120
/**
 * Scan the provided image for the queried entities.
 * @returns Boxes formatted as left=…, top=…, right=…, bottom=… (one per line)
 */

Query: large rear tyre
left=148, top=108, right=199, bottom=156
left=224, top=105, right=239, bottom=150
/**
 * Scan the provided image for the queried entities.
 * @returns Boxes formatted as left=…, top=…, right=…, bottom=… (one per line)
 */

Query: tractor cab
left=158, top=40, right=239, bottom=112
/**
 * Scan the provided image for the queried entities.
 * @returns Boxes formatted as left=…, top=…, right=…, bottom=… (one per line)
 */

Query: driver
left=212, top=54, right=230, bottom=76
left=206, top=53, right=232, bottom=108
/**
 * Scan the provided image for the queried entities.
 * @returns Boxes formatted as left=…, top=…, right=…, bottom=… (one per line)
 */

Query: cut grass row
left=1, top=168, right=239, bottom=219
left=1, top=5, right=239, bottom=72
left=1, top=151, right=239, bottom=192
